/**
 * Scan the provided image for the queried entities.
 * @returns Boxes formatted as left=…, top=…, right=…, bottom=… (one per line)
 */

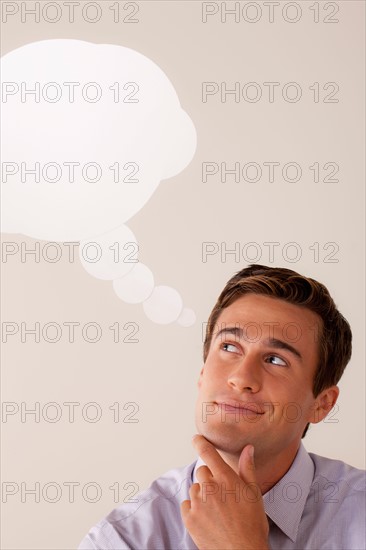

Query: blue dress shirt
left=78, top=443, right=366, bottom=550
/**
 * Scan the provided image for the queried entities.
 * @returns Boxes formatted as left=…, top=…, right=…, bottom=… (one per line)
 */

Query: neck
left=216, top=441, right=301, bottom=494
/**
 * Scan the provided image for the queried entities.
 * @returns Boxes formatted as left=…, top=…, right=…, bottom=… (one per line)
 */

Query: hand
left=180, top=434, right=269, bottom=550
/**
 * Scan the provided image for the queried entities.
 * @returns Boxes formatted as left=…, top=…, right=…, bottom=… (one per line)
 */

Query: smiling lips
left=215, top=400, right=265, bottom=414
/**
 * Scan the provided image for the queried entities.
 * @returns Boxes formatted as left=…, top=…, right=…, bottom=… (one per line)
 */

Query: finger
left=192, top=434, right=231, bottom=477
left=189, top=482, right=201, bottom=498
left=195, top=465, right=213, bottom=482
left=180, top=499, right=191, bottom=520
left=238, top=444, right=257, bottom=485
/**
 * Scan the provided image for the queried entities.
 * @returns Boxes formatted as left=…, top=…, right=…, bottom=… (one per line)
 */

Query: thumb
left=238, top=444, right=257, bottom=484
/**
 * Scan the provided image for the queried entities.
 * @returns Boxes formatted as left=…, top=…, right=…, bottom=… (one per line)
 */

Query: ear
left=197, top=366, right=204, bottom=388
left=309, top=385, right=339, bottom=424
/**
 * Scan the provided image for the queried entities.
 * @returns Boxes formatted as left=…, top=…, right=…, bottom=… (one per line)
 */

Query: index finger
left=192, top=434, right=232, bottom=478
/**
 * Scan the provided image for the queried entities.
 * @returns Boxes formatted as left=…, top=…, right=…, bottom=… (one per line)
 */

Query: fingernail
left=249, top=445, right=254, bottom=459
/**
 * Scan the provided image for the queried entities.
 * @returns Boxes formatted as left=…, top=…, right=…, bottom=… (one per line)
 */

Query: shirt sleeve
left=77, top=519, right=132, bottom=550
left=77, top=461, right=196, bottom=550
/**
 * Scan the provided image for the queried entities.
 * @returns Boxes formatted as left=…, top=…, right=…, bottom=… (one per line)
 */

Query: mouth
left=215, top=400, right=265, bottom=415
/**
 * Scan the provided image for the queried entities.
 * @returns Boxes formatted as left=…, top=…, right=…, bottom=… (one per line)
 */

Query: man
left=78, top=264, right=365, bottom=550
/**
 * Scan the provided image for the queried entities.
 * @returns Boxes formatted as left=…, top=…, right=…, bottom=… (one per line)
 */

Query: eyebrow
left=213, top=327, right=303, bottom=361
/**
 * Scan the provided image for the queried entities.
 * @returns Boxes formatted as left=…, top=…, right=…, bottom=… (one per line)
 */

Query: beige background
left=1, top=1, right=365, bottom=549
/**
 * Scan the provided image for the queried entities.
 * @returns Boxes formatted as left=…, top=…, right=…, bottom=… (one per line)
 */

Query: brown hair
left=203, top=264, right=352, bottom=438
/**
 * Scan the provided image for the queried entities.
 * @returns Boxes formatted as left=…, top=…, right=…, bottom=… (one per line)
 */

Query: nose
left=227, top=352, right=261, bottom=393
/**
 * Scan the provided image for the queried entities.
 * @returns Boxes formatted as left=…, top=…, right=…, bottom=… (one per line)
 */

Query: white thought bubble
left=1, top=40, right=197, bottom=325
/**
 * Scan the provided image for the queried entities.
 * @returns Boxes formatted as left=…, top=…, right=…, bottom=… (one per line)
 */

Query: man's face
left=195, top=293, right=325, bottom=463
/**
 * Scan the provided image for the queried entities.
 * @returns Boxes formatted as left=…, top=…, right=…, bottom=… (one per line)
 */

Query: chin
left=196, top=420, right=250, bottom=455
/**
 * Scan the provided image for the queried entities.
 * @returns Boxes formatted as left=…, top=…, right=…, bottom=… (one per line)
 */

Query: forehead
left=214, top=293, right=322, bottom=347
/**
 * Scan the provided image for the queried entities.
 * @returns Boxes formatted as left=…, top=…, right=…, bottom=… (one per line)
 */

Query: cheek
left=264, top=378, right=306, bottom=408
left=273, top=387, right=316, bottom=424
left=207, top=362, right=227, bottom=385
left=197, top=362, right=225, bottom=394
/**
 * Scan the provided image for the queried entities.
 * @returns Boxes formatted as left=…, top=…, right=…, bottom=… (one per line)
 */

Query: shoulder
left=296, top=452, right=366, bottom=549
left=106, top=460, right=194, bottom=523
left=78, top=460, right=197, bottom=550
left=309, top=451, right=366, bottom=492
left=307, top=452, right=365, bottom=531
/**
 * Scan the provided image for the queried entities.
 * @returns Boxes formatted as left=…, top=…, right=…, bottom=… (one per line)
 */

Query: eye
left=266, top=355, right=287, bottom=367
left=221, top=342, right=239, bottom=353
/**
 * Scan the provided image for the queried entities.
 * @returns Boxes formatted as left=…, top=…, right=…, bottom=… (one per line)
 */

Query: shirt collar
left=191, top=442, right=314, bottom=543
left=263, top=443, right=314, bottom=541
